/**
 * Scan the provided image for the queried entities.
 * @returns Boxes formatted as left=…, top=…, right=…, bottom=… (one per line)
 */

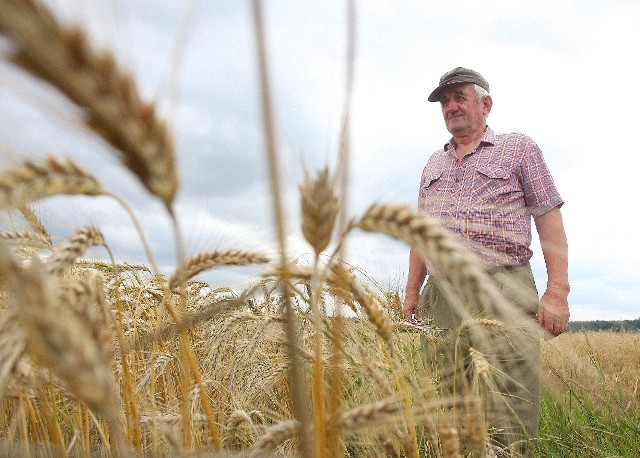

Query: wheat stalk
left=169, top=250, right=269, bottom=290
left=0, top=156, right=107, bottom=209
left=135, top=353, right=174, bottom=395
left=267, top=261, right=393, bottom=341
left=0, top=0, right=178, bottom=207
left=324, top=259, right=418, bottom=456
left=299, top=167, right=340, bottom=456
left=251, top=3, right=313, bottom=454
left=46, top=226, right=106, bottom=277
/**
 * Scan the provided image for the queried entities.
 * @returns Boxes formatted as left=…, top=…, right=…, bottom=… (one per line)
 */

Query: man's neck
left=453, top=126, right=486, bottom=159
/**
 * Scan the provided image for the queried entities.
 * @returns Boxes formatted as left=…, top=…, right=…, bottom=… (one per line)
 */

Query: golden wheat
left=337, top=398, right=402, bottom=431
left=17, top=204, right=51, bottom=243
left=169, top=250, right=269, bottom=290
left=0, top=230, right=51, bottom=249
left=0, top=243, right=125, bottom=450
left=250, top=419, right=300, bottom=456
left=356, top=205, right=491, bottom=304
left=355, top=343, right=395, bottom=396
left=0, top=310, right=26, bottom=398
left=437, top=424, right=462, bottom=458
left=46, top=226, right=106, bottom=277
left=0, top=0, right=178, bottom=207
left=58, top=272, right=115, bottom=360
left=0, top=156, right=107, bottom=209
left=461, top=396, right=486, bottom=456
left=330, top=261, right=393, bottom=342
left=300, top=167, right=339, bottom=255
left=224, top=409, right=256, bottom=448
left=0, top=2, right=607, bottom=457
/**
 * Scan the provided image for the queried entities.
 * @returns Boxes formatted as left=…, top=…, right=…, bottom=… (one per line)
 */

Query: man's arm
left=534, top=207, right=570, bottom=336
left=403, top=248, right=428, bottom=321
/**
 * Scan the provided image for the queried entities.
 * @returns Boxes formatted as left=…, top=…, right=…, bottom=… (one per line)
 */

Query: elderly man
left=403, top=67, right=569, bottom=455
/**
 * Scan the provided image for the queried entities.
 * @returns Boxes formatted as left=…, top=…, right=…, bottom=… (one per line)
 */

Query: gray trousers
left=418, top=263, right=541, bottom=457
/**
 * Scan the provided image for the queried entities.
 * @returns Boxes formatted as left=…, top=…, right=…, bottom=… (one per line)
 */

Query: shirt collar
left=444, top=125, right=496, bottom=152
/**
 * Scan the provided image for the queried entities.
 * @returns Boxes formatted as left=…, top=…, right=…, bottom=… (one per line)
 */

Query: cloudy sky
left=1, top=0, right=639, bottom=321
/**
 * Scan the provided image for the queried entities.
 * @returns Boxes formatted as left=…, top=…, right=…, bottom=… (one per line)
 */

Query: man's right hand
left=403, top=292, right=419, bottom=322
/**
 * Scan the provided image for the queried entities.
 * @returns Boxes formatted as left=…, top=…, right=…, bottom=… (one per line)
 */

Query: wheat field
left=0, top=1, right=638, bottom=457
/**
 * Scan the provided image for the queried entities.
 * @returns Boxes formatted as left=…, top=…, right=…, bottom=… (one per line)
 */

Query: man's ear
left=483, top=95, right=493, bottom=114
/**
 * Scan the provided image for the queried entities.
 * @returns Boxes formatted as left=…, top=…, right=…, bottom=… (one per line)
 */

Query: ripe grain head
left=46, top=226, right=106, bottom=277
left=0, top=0, right=178, bottom=207
left=299, top=167, right=339, bottom=255
left=0, top=156, right=107, bottom=209
left=169, top=250, right=269, bottom=290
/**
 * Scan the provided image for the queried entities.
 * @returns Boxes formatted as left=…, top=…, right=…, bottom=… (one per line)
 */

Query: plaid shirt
left=418, top=127, right=563, bottom=268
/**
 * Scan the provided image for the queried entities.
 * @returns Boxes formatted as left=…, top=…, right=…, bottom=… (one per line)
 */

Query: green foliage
left=536, top=389, right=640, bottom=457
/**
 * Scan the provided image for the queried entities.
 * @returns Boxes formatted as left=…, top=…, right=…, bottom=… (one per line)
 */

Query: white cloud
left=1, top=0, right=638, bottom=321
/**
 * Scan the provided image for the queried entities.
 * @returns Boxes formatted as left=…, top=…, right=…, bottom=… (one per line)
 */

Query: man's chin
left=446, top=123, right=467, bottom=136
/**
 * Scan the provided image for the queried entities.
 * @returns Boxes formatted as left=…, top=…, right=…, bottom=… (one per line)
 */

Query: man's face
left=439, top=84, right=492, bottom=138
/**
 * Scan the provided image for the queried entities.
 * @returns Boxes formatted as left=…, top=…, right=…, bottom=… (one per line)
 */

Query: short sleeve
left=519, top=138, right=564, bottom=217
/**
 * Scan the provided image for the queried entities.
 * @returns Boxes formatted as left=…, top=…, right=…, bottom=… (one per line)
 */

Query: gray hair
left=473, top=84, right=489, bottom=102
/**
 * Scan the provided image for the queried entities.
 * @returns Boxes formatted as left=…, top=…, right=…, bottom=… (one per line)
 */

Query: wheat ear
left=0, top=230, right=51, bottom=249
left=250, top=419, right=300, bottom=457
left=355, top=204, right=514, bottom=320
left=0, top=243, right=125, bottom=451
left=224, top=410, right=255, bottom=448
left=329, top=262, right=393, bottom=342
left=46, top=226, right=106, bottom=277
left=438, top=424, right=463, bottom=458
left=300, top=167, right=339, bottom=255
left=0, top=0, right=178, bottom=207
left=336, top=399, right=402, bottom=432
left=59, top=272, right=115, bottom=361
left=468, top=346, right=491, bottom=388
left=461, top=396, right=486, bottom=457
left=169, top=250, right=269, bottom=290
left=18, top=204, right=51, bottom=245
left=0, top=310, right=27, bottom=398
left=0, top=156, right=107, bottom=209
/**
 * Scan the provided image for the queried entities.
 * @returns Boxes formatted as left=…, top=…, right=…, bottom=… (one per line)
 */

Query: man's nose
left=442, top=100, right=459, bottom=114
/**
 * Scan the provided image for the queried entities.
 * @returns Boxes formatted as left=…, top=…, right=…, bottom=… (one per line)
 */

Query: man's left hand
left=537, top=285, right=570, bottom=337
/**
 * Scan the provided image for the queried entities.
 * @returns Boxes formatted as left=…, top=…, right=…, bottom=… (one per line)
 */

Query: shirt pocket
left=420, top=171, right=443, bottom=197
left=476, top=164, right=510, bottom=180
left=474, top=165, right=515, bottom=203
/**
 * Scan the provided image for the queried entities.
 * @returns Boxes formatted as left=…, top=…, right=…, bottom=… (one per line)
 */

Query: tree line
left=568, top=318, right=640, bottom=332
